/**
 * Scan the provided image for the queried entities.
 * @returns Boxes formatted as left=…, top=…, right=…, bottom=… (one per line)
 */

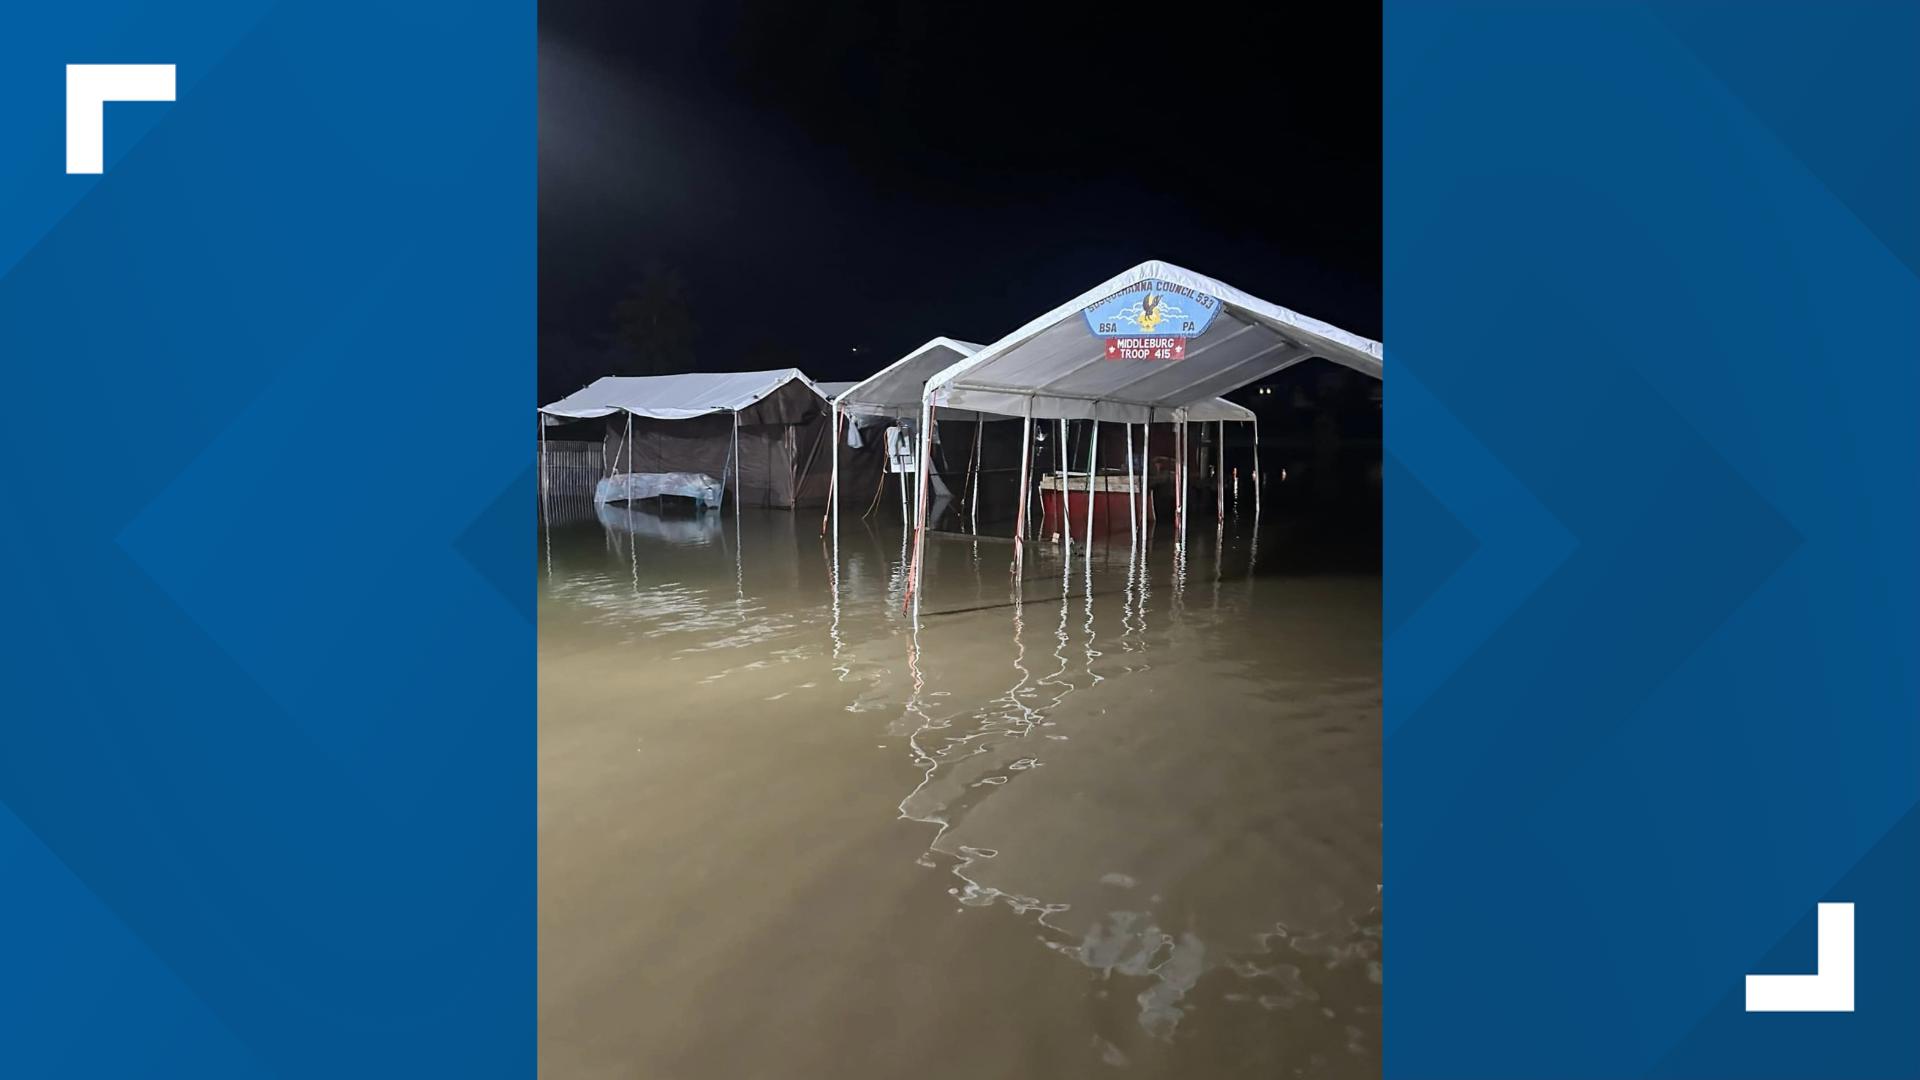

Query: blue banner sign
left=1082, top=278, right=1221, bottom=338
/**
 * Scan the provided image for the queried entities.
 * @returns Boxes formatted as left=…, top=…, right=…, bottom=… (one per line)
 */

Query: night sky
left=538, top=2, right=1381, bottom=401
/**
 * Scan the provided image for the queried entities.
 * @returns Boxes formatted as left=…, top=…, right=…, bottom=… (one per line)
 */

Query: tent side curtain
left=602, top=400, right=839, bottom=510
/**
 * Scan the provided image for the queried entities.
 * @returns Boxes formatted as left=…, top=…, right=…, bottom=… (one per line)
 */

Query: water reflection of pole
left=1120, top=482, right=1136, bottom=660
left=828, top=512, right=848, bottom=682
left=1175, top=416, right=1188, bottom=593
left=1083, top=500, right=1101, bottom=687
left=1213, top=517, right=1224, bottom=612
left=896, top=508, right=910, bottom=607
left=1006, top=579, right=1036, bottom=728
left=1048, top=542, right=1072, bottom=712
left=1128, top=488, right=1144, bottom=645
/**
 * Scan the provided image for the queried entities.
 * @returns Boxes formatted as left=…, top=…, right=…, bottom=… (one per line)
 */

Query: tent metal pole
left=1013, top=403, right=1032, bottom=574
left=1167, top=413, right=1182, bottom=541
left=1057, top=417, right=1069, bottom=557
left=1141, top=421, right=1150, bottom=538
left=1173, top=418, right=1181, bottom=540
left=1084, top=418, right=1097, bottom=557
left=969, top=415, right=982, bottom=535
left=1123, top=419, right=1135, bottom=550
left=729, top=411, right=741, bottom=516
left=823, top=404, right=840, bottom=538
left=1252, top=415, right=1262, bottom=525
left=538, top=413, right=549, bottom=507
left=1028, top=407, right=1040, bottom=542
left=1217, top=420, right=1226, bottom=524
left=624, top=411, right=635, bottom=497
left=907, top=401, right=935, bottom=621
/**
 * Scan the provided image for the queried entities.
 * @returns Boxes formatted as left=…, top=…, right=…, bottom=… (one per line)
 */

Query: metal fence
left=537, top=439, right=604, bottom=522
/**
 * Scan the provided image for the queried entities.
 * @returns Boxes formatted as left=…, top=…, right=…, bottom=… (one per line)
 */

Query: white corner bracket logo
left=66, top=64, right=176, bottom=174
left=1745, top=902, right=1854, bottom=1013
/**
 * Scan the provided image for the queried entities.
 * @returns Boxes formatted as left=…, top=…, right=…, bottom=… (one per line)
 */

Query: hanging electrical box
left=884, top=421, right=918, bottom=474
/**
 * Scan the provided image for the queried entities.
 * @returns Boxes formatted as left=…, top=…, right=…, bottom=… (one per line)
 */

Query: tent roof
left=834, top=337, right=983, bottom=417
left=1183, top=398, right=1256, bottom=423
left=834, top=335, right=1253, bottom=424
left=924, top=260, right=1382, bottom=423
left=539, top=369, right=825, bottom=422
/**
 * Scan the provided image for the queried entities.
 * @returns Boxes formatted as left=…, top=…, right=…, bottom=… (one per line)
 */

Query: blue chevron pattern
left=1387, top=4, right=1920, bottom=1078
left=0, top=3, right=532, bottom=1076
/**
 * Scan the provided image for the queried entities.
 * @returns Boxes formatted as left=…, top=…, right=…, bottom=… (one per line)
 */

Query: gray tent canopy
left=901, top=260, right=1384, bottom=618
left=833, top=338, right=985, bottom=418
left=820, top=332, right=1271, bottom=554
left=538, top=369, right=835, bottom=512
left=923, top=259, right=1381, bottom=422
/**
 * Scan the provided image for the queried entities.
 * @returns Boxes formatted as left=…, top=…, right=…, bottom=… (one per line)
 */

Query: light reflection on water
left=540, top=501, right=1380, bottom=1079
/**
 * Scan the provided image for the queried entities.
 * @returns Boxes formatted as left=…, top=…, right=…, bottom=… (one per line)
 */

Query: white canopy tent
left=539, top=369, right=826, bottom=422
left=903, top=260, right=1384, bottom=618
left=922, top=259, right=1381, bottom=422
left=822, top=339, right=982, bottom=539
left=538, top=369, right=833, bottom=514
left=821, top=338, right=1260, bottom=537
left=832, top=337, right=985, bottom=418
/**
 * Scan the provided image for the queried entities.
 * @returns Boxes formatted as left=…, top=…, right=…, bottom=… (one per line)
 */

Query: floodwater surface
left=539, top=502, right=1381, bottom=1079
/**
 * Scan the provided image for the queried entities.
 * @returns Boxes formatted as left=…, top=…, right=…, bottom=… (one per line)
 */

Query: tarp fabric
left=924, top=260, right=1382, bottom=422
left=540, top=368, right=825, bottom=422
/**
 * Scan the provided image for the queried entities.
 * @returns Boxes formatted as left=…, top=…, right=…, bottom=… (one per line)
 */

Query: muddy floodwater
left=539, top=503, right=1381, bottom=1079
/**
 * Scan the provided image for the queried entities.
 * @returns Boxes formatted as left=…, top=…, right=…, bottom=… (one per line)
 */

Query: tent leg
left=1217, top=420, right=1226, bottom=524
left=1139, top=422, right=1149, bottom=538
left=538, top=414, right=549, bottom=514
left=1084, top=419, right=1098, bottom=557
left=1057, top=417, right=1069, bottom=556
left=730, top=411, right=741, bottom=517
left=1174, top=418, right=1185, bottom=543
left=906, top=402, right=935, bottom=621
left=1124, top=420, right=1135, bottom=550
left=823, top=405, right=840, bottom=538
left=969, top=415, right=982, bottom=535
left=1252, top=415, right=1262, bottom=526
left=1013, top=405, right=1032, bottom=576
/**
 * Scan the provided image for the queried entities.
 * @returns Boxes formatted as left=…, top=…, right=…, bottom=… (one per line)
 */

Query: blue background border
left=1387, top=4, right=1918, bottom=1078
left=1, top=2, right=533, bottom=1075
